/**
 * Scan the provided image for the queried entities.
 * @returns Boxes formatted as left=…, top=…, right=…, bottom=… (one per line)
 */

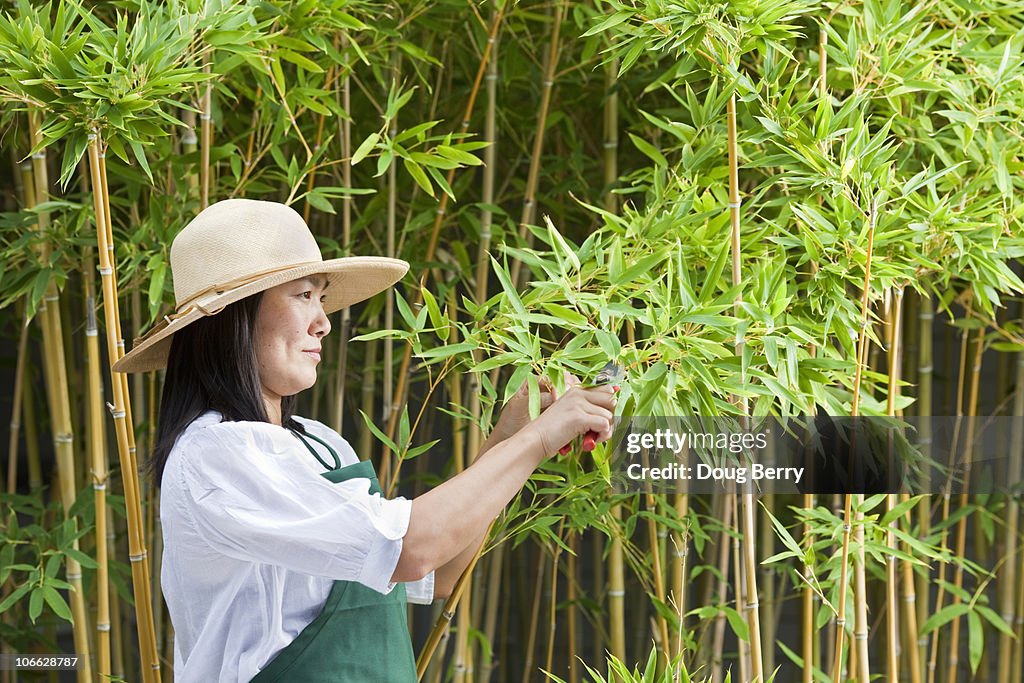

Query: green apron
left=250, top=430, right=418, bottom=682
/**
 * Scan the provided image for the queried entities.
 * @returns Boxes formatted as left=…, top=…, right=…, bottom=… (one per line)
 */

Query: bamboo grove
left=1, top=0, right=1023, bottom=681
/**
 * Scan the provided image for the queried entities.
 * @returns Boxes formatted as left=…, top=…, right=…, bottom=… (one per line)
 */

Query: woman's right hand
left=521, top=383, right=617, bottom=458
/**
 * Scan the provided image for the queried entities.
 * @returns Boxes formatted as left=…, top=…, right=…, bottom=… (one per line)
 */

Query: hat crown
left=170, top=199, right=322, bottom=308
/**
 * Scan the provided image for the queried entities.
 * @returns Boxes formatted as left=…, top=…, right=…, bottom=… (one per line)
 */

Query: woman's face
left=254, top=275, right=331, bottom=414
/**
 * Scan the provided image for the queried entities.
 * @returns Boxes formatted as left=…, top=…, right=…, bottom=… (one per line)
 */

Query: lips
left=303, top=349, right=321, bottom=361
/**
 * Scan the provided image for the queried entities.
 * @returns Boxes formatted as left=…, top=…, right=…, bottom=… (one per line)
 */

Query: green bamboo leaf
left=416, top=341, right=477, bottom=360
left=28, top=586, right=43, bottom=622
left=491, top=257, right=527, bottom=318
left=627, top=132, right=667, bottom=167
left=920, top=603, right=971, bottom=635
left=358, top=408, right=397, bottom=455
left=43, top=585, right=72, bottom=622
left=403, top=158, right=434, bottom=197
left=967, top=610, right=982, bottom=674
left=351, top=132, right=379, bottom=165
left=0, top=583, right=31, bottom=614
left=581, top=10, right=633, bottom=37
left=279, top=49, right=324, bottom=72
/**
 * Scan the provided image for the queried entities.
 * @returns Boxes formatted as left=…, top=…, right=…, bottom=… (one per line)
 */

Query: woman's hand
left=491, top=373, right=561, bottom=441
left=519, top=383, right=617, bottom=458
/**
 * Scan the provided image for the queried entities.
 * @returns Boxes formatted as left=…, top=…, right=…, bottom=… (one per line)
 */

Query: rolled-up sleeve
left=178, top=424, right=411, bottom=595
left=405, top=571, right=435, bottom=605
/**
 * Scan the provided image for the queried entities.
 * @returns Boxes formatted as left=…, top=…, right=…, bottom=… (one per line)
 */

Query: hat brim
left=111, top=256, right=409, bottom=374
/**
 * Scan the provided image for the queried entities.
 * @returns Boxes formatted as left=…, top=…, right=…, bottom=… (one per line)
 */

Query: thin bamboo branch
left=332, top=34, right=354, bottom=434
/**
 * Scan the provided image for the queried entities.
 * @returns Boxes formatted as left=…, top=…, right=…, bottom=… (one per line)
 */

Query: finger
left=564, top=370, right=582, bottom=387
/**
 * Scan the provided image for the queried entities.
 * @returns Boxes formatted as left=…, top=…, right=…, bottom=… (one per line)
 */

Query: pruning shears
left=558, top=360, right=624, bottom=456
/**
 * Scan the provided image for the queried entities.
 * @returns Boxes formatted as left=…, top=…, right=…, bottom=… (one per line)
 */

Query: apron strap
left=289, top=428, right=341, bottom=471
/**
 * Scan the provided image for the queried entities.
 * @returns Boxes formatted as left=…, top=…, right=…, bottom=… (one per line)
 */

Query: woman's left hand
left=492, top=373, right=571, bottom=441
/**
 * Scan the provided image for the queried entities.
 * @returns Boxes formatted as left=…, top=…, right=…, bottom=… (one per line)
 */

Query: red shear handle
left=557, top=385, right=619, bottom=456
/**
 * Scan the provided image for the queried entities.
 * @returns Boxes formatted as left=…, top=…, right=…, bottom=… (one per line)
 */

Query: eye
left=301, top=291, right=313, bottom=299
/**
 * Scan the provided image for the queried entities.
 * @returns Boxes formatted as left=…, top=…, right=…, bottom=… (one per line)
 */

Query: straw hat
left=112, top=198, right=409, bottom=374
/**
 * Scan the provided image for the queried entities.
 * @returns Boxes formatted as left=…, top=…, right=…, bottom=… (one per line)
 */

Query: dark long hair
left=148, top=291, right=304, bottom=485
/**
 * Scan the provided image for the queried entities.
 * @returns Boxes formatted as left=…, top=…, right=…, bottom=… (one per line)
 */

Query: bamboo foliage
left=1, top=2, right=1024, bottom=682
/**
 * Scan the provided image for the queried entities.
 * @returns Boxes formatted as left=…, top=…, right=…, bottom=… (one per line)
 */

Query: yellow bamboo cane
left=28, top=107, right=94, bottom=683
left=86, top=130, right=161, bottom=682
left=85, top=249, right=112, bottom=680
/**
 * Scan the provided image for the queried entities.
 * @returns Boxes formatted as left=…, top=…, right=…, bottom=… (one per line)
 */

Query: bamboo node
left=97, top=623, right=111, bottom=632
left=86, top=329, right=98, bottom=337
left=603, top=141, right=618, bottom=149
left=55, top=433, right=74, bottom=444
left=88, top=133, right=97, bottom=141
left=66, top=572, right=82, bottom=580
left=442, top=609, right=455, bottom=620
left=129, top=551, right=148, bottom=562
left=32, top=152, right=45, bottom=159
left=608, top=590, right=625, bottom=597
left=200, top=114, right=212, bottom=121
left=918, top=364, right=933, bottom=373
left=902, top=594, right=915, bottom=603
left=746, top=601, right=759, bottom=609
left=485, top=73, right=498, bottom=81
left=45, top=294, right=59, bottom=302
left=543, top=80, right=553, bottom=87
left=98, top=266, right=113, bottom=275
left=93, top=483, right=107, bottom=491
left=728, top=201, right=741, bottom=209
left=854, top=632, right=868, bottom=640
left=843, top=524, right=851, bottom=532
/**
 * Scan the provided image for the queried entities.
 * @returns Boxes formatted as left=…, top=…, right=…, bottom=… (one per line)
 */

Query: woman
left=112, top=198, right=617, bottom=682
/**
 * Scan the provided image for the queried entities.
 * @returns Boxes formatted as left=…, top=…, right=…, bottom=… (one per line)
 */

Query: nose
left=313, top=301, right=331, bottom=338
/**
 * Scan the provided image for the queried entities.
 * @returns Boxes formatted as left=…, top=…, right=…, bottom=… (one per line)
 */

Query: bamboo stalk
left=200, top=65, right=212, bottom=209
left=509, top=0, right=568, bottom=290
left=608, top=504, right=627, bottom=662
left=544, top=528, right=565, bottom=678
left=85, top=248, right=112, bottom=680
left=416, top=535, right=489, bottom=680
left=380, top=50, right=400, bottom=486
left=927, top=317, right=969, bottom=683
left=480, top=543, right=505, bottom=682
left=384, top=5, right=507, bottom=445
left=916, top=292, right=933, bottom=669
left=711, top=496, right=733, bottom=683
left=645, top=479, right=671, bottom=664
left=945, top=326, right=984, bottom=683
left=87, top=130, right=161, bottom=683
left=520, top=551, right=547, bottom=683
left=885, top=288, right=903, bottom=683
left=28, top=108, right=94, bottom=683
left=726, top=88, right=764, bottom=683
left=733, top=493, right=750, bottom=683
left=566, top=535, right=578, bottom=683
left=1000, top=349, right=1024, bottom=681
left=802, top=491, right=815, bottom=683
left=6, top=304, right=31, bottom=494
left=831, top=194, right=878, bottom=683
left=332, top=34, right=354, bottom=435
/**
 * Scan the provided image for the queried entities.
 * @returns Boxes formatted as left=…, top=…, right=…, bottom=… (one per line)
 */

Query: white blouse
left=159, top=410, right=434, bottom=683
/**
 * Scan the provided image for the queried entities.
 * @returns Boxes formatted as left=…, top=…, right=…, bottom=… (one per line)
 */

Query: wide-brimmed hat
left=112, top=198, right=408, bottom=373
